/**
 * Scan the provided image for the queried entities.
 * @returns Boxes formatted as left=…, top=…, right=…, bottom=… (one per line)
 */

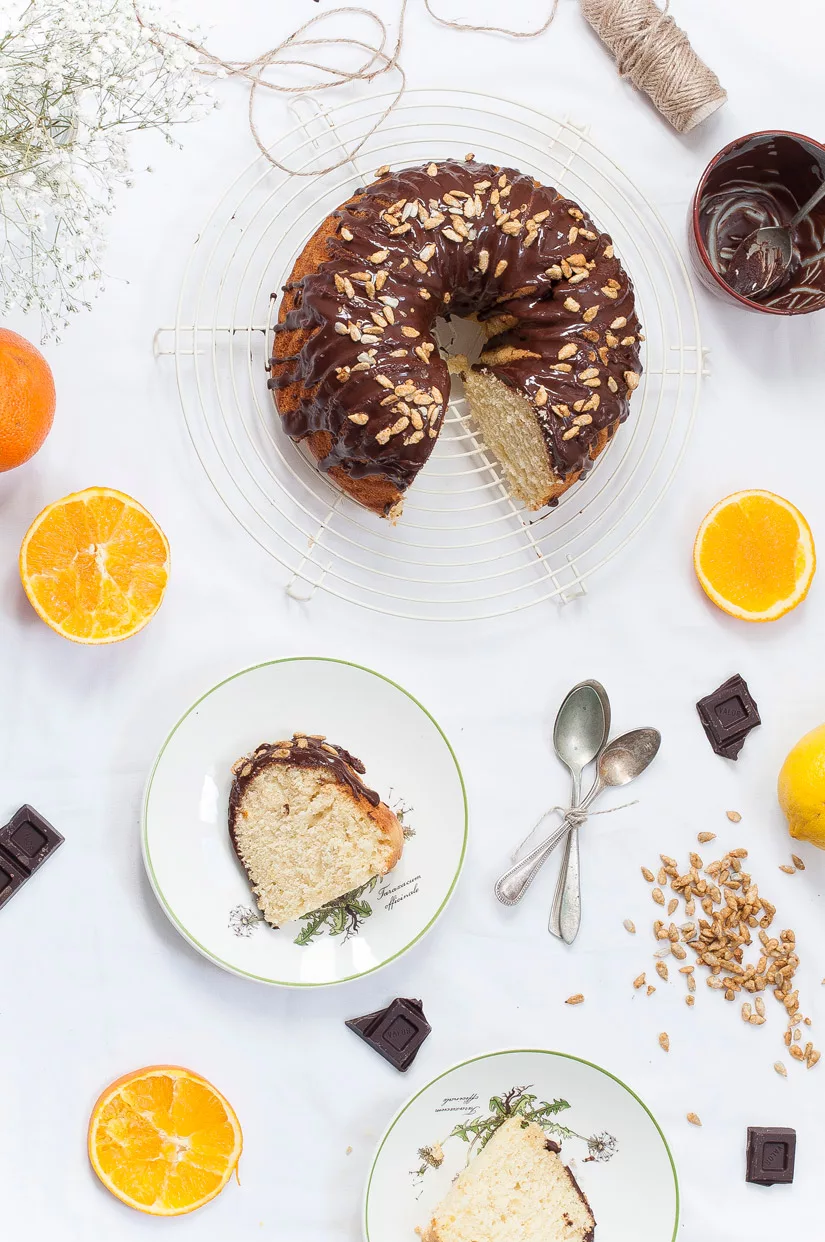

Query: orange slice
left=694, top=490, right=815, bottom=622
left=19, top=487, right=170, bottom=643
left=88, top=1065, right=242, bottom=1216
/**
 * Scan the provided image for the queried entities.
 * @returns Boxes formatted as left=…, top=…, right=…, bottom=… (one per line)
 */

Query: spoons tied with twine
left=494, top=727, right=661, bottom=907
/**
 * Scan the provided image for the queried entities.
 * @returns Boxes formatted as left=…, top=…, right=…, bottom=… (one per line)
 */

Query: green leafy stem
left=293, top=875, right=380, bottom=946
left=412, top=1085, right=617, bottom=1184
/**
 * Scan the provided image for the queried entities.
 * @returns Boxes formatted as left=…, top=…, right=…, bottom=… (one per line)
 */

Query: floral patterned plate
left=142, top=658, right=467, bottom=987
left=363, top=1048, right=679, bottom=1241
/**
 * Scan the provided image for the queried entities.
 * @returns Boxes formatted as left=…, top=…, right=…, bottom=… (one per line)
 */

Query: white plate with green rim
left=363, top=1048, right=679, bottom=1241
left=142, top=657, right=467, bottom=987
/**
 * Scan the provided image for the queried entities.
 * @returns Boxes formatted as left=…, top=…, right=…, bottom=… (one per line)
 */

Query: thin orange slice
left=88, top=1065, right=242, bottom=1216
left=19, top=487, right=170, bottom=643
left=694, top=490, right=815, bottom=622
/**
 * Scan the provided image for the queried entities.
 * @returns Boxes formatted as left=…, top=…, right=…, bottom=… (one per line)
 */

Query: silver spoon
left=494, top=728, right=661, bottom=907
left=726, top=181, right=825, bottom=299
left=547, top=681, right=610, bottom=942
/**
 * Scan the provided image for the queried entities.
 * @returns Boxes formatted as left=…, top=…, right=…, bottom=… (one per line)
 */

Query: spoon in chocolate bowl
left=547, top=681, right=611, bottom=943
left=726, top=180, right=825, bottom=299
left=494, top=728, right=661, bottom=908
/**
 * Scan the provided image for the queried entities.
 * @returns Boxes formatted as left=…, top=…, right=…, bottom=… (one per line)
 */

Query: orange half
left=88, top=1065, right=242, bottom=1216
left=19, top=487, right=170, bottom=643
left=694, top=490, right=815, bottom=622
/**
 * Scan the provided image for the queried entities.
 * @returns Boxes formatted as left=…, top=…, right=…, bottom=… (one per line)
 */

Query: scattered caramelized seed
left=686, top=1113, right=702, bottom=1127
left=698, top=832, right=716, bottom=843
left=726, top=810, right=742, bottom=823
left=652, top=888, right=665, bottom=905
left=633, top=973, right=646, bottom=989
left=641, top=867, right=655, bottom=882
left=656, top=962, right=669, bottom=981
left=658, top=1032, right=670, bottom=1052
left=623, top=919, right=636, bottom=934
left=792, top=854, right=805, bottom=871
left=565, top=994, right=585, bottom=1006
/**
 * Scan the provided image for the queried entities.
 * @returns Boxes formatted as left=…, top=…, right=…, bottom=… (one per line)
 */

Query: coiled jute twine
left=135, top=0, right=725, bottom=176
left=580, top=0, right=726, bottom=133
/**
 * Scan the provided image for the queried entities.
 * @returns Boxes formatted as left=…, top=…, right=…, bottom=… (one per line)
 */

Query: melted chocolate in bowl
left=696, top=133, right=825, bottom=314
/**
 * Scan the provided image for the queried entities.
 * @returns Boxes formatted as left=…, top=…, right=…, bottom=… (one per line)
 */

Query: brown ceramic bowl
left=689, top=130, right=825, bottom=315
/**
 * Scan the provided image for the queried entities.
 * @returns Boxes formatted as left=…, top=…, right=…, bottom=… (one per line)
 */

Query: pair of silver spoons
left=494, top=680, right=661, bottom=943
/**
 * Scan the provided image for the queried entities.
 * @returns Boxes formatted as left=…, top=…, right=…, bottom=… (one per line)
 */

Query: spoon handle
left=550, top=777, right=601, bottom=940
left=556, top=829, right=582, bottom=944
left=791, top=180, right=825, bottom=228
left=494, top=816, right=573, bottom=906
left=548, top=767, right=581, bottom=938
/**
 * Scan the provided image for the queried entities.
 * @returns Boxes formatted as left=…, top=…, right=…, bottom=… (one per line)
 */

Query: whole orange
left=0, top=328, right=56, bottom=471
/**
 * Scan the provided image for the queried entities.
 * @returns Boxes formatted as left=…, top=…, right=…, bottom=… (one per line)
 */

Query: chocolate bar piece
left=697, top=675, right=760, bottom=759
left=746, top=1126, right=796, bottom=1186
left=346, top=997, right=431, bottom=1071
left=0, top=805, right=64, bottom=911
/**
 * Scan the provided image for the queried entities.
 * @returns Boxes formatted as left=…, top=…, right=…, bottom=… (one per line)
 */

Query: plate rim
left=141, top=655, right=469, bottom=988
left=362, top=1046, right=680, bottom=1242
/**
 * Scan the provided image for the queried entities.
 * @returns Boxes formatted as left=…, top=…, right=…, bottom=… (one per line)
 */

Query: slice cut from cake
left=229, top=734, right=403, bottom=926
left=421, top=1117, right=595, bottom=1242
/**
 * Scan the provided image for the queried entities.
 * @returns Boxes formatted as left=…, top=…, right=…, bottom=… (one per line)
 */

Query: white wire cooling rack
left=154, top=89, right=706, bottom=621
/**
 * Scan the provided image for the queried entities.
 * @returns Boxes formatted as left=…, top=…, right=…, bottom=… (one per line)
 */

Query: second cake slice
left=229, top=734, right=403, bottom=926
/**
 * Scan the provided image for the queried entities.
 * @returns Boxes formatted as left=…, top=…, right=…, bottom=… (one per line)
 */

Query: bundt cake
left=229, top=734, right=403, bottom=926
left=420, top=1118, right=596, bottom=1242
left=269, top=158, right=643, bottom=519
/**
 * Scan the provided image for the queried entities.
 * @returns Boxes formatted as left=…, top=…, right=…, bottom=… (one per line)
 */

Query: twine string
left=135, top=0, right=724, bottom=169
left=511, top=798, right=639, bottom=863
left=134, top=0, right=559, bottom=176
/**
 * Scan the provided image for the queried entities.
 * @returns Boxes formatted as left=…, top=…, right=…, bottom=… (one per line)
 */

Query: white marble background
left=1, top=1, right=824, bottom=1239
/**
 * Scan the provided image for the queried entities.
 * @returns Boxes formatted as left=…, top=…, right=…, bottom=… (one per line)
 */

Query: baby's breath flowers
left=0, top=0, right=214, bottom=337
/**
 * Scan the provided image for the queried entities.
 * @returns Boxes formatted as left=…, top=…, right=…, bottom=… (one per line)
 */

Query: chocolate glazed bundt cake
left=269, top=158, right=643, bottom=520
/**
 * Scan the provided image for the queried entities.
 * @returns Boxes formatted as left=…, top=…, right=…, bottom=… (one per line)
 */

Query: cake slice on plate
left=420, top=1116, right=595, bottom=1242
left=229, top=734, right=403, bottom=926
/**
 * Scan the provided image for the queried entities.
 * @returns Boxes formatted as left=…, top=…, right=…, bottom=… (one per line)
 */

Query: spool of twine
left=580, top=0, right=726, bottom=133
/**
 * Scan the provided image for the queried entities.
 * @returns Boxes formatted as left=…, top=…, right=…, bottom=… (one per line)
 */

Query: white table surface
left=2, top=1, right=824, bottom=1238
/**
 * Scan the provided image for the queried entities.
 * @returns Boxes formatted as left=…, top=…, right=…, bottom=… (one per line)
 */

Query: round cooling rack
left=155, top=89, right=704, bottom=621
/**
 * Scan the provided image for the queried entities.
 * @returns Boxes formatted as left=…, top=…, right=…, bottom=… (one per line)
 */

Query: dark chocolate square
left=697, top=675, right=760, bottom=760
left=0, top=805, right=64, bottom=911
left=0, top=855, right=28, bottom=909
left=346, top=997, right=430, bottom=1072
left=746, top=1127, right=796, bottom=1186
left=0, top=805, right=64, bottom=875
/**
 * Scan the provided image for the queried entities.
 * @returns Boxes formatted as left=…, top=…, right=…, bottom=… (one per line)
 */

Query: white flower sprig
left=0, top=0, right=214, bottom=338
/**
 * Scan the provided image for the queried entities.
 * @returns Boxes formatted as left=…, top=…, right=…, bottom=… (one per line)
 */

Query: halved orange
left=88, top=1065, right=242, bottom=1216
left=694, top=490, right=815, bottom=622
left=19, top=487, right=170, bottom=643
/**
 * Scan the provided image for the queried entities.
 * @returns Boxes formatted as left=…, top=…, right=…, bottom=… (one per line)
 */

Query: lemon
left=777, top=723, right=825, bottom=848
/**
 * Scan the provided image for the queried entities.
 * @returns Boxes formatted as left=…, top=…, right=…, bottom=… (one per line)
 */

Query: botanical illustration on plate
left=410, top=1084, right=618, bottom=1195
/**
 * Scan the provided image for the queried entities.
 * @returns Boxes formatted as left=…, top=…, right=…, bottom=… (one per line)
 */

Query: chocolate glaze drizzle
left=269, top=160, right=643, bottom=496
left=229, top=734, right=381, bottom=826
